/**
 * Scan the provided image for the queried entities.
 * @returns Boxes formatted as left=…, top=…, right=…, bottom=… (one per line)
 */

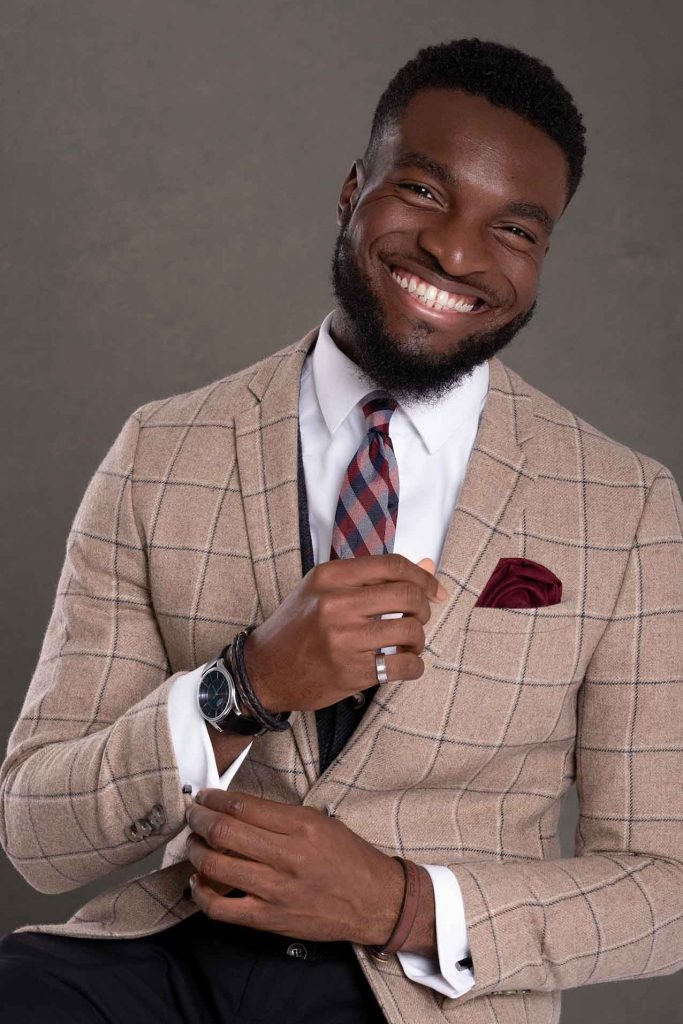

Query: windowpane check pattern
left=1, top=328, right=681, bottom=1024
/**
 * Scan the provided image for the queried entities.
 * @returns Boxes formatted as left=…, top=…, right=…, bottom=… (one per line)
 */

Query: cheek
left=352, top=196, right=418, bottom=248
left=499, top=256, right=541, bottom=309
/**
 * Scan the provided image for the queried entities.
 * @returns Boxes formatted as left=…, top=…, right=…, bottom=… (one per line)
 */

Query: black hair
left=364, top=38, right=587, bottom=209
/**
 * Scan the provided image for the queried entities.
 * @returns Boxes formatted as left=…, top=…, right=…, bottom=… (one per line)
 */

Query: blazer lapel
left=234, top=325, right=322, bottom=785
left=422, top=355, right=538, bottom=659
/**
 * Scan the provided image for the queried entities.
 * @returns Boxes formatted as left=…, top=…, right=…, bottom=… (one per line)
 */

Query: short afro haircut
left=364, top=38, right=587, bottom=210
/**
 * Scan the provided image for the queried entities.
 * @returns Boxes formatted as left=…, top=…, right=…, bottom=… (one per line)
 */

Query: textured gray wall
left=1, top=1, right=681, bottom=1020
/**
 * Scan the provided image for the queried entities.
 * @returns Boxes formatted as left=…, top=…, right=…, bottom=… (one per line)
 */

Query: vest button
left=286, top=942, right=308, bottom=959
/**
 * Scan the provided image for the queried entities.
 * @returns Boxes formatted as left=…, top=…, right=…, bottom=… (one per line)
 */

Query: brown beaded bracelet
left=369, top=856, right=421, bottom=962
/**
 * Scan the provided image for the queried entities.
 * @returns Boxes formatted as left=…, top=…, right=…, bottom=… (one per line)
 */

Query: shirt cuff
left=396, top=864, right=475, bottom=999
left=167, top=664, right=252, bottom=795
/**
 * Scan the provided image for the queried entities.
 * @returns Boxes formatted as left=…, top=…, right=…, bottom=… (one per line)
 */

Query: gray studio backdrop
left=1, top=2, right=681, bottom=1021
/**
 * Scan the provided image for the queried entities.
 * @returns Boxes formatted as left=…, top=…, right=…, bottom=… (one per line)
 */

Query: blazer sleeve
left=446, top=466, right=683, bottom=1000
left=0, top=407, right=191, bottom=894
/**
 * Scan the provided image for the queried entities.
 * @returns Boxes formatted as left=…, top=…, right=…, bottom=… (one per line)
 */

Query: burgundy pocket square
left=474, top=557, right=562, bottom=609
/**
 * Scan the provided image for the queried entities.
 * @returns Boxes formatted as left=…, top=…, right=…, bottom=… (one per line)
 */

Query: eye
left=503, top=225, right=536, bottom=243
left=398, top=182, right=437, bottom=201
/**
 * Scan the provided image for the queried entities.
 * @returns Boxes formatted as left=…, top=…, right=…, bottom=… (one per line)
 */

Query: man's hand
left=184, top=788, right=406, bottom=946
left=243, top=553, right=448, bottom=714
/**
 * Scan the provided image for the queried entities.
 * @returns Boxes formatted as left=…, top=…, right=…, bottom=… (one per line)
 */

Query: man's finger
left=194, top=788, right=300, bottom=835
left=365, top=648, right=424, bottom=685
left=190, top=874, right=268, bottom=929
left=318, top=553, right=448, bottom=602
left=186, top=835, right=277, bottom=898
left=185, top=801, right=287, bottom=865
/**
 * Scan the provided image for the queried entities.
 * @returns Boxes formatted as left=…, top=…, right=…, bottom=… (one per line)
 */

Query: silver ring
left=375, top=652, right=389, bottom=684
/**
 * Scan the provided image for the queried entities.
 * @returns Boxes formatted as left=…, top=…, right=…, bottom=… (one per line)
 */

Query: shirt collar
left=311, top=309, right=490, bottom=454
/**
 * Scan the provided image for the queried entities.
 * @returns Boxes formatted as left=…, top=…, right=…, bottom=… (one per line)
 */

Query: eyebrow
left=502, top=200, right=555, bottom=235
left=393, top=151, right=459, bottom=191
left=392, top=150, right=556, bottom=235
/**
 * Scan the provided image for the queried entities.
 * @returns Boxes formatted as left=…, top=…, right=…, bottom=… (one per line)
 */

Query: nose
left=417, top=210, right=490, bottom=278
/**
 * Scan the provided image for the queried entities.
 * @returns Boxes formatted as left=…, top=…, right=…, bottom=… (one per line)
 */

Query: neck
left=328, top=308, right=359, bottom=364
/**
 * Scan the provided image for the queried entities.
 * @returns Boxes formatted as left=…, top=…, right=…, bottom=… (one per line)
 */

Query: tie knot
left=362, top=393, right=398, bottom=435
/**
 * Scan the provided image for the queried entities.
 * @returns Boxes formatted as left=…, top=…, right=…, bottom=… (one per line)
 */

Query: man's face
left=330, top=87, right=569, bottom=403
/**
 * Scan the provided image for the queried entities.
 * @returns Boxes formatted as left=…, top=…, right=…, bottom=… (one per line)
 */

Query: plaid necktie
left=329, top=392, right=400, bottom=560
left=314, top=392, right=399, bottom=773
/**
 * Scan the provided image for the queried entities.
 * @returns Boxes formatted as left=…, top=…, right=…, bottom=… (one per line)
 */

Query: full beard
left=329, top=226, right=537, bottom=404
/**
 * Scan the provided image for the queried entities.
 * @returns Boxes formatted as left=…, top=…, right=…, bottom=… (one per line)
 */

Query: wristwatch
left=197, top=652, right=268, bottom=736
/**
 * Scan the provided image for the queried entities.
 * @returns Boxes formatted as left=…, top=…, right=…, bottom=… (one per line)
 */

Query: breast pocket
left=435, top=599, right=582, bottom=755
left=369, top=598, right=583, bottom=794
left=464, top=597, right=578, bottom=634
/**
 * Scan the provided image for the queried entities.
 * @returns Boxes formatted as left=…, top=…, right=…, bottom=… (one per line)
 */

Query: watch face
left=198, top=668, right=233, bottom=720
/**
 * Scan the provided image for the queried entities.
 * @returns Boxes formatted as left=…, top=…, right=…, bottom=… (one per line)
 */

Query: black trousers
left=0, top=911, right=387, bottom=1023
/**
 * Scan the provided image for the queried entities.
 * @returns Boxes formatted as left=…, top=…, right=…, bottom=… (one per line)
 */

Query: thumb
left=417, top=557, right=448, bottom=602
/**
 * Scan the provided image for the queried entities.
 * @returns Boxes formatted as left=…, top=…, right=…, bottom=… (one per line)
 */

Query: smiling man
left=329, top=85, right=567, bottom=402
left=1, top=37, right=681, bottom=1024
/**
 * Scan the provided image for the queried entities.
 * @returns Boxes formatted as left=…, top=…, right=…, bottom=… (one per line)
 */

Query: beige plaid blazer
left=1, top=324, right=682, bottom=1024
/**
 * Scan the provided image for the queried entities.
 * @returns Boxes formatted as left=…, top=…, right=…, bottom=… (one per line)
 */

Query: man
left=0, top=36, right=681, bottom=1024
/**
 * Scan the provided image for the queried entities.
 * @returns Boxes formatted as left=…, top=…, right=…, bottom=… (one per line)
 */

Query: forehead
left=376, top=87, right=569, bottom=217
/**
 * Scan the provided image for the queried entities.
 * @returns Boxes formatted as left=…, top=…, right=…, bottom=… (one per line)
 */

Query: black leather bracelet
left=219, top=640, right=270, bottom=728
left=227, top=638, right=271, bottom=726
left=233, top=628, right=292, bottom=732
left=222, top=628, right=291, bottom=732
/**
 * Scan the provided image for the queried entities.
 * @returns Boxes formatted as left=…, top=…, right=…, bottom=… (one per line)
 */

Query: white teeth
left=390, top=267, right=480, bottom=312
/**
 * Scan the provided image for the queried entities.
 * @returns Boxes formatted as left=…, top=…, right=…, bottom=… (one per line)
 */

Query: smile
left=386, top=263, right=490, bottom=316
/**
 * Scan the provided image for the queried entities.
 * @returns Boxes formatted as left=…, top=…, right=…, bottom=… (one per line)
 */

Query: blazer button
left=125, top=817, right=153, bottom=842
left=148, top=804, right=166, bottom=829
left=137, top=817, right=154, bottom=838
left=125, top=821, right=143, bottom=842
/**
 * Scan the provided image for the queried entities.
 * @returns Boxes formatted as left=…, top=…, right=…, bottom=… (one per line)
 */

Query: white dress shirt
left=167, top=309, right=489, bottom=998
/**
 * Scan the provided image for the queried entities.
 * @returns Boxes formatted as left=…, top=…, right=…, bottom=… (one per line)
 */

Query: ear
left=337, top=158, right=366, bottom=227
